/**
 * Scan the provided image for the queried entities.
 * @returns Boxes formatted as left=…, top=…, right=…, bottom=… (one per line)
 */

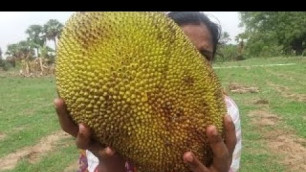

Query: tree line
left=236, top=12, right=306, bottom=58
left=215, top=12, right=306, bottom=61
left=0, top=19, right=63, bottom=73
left=1, top=12, right=305, bottom=72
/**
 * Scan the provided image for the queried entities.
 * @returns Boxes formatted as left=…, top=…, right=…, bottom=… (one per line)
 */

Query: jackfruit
left=56, top=12, right=226, bottom=172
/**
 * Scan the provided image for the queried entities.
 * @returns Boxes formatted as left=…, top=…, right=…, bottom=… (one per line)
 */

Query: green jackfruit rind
left=56, top=12, right=226, bottom=172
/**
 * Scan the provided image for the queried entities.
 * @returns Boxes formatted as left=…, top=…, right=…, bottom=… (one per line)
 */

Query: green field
left=0, top=57, right=305, bottom=172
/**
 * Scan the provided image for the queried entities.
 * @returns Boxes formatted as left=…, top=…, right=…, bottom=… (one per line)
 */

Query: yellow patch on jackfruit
left=56, top=12, right=226, bottom=172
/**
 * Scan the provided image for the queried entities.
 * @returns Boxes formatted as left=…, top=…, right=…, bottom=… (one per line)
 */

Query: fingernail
left=106, top=147, right=114, bottom=156
left=210, top=126, right=218, bottom=136
left=78, top=124, right=85, bottom=136
left=184, top=152, right=194, bottom=163
left=53, top=98, right=59, bottom=107
left=187, top=155, right=193, bottom=163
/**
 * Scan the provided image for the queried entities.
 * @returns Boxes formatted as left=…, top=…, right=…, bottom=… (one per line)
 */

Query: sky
left=0, top=12, right=244, bottom=57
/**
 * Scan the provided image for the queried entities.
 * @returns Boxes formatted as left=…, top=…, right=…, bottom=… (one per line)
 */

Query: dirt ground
left=248, top=109, right=306, bottom=171
left=268, top=83, right=306, bottom=102
left=0, top=131, right=71, bottom=171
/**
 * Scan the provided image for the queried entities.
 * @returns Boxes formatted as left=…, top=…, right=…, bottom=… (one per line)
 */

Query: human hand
left=183, top=115, right=236, bottom=172
left=54, top=98, right=126, bottom=172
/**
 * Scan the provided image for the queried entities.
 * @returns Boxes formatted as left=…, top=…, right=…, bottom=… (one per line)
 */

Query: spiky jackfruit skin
left=56, top=12, right=226, bottom=172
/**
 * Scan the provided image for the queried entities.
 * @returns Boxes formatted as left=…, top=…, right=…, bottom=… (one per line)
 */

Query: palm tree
left=43, top=19, right=63, bottom=51
left=25, top=25, right=45, bottom=57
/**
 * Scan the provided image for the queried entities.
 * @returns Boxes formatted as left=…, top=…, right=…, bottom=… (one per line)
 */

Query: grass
left=4, top=138, right=78, bottom=172
left=0, top=77, right=79, bottom=171
left=0, top=77, right=59, bottom=157
left=214, top=56, right=306, bottom=171
left=0, top=56, right=305, bottom=171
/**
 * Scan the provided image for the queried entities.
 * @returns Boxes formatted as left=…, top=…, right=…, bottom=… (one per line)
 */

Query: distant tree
left=18, top=40, right=35, bottom=74
left=17, top=40, right=35, bottom=59
left=219, top=31, right=231, bottom=45
left=4, top=19, right=62, bottom=72
left=5, top=44, right=18, bottom=68
left=5, top=41, right=35, bottom=72
left=25, top=25, right=45, bottom=57
left=43, top=19, right=63, bottom=51
left=235, top=33, right=247, bottom=44
left=6, top=43, right=20, bottom=60
left=239, top=12, right=306, bottom=56
left=215, top=32, right=242, bottom=61
left=235, top=33, right=248, bottom=57
left=6, top=42, right=32, bottom=60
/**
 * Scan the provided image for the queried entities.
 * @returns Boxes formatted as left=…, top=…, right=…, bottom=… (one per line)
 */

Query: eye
left=199, top=49, right=213, bottom=61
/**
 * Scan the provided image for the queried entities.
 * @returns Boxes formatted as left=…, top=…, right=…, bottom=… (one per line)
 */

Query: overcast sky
left=0, top=12, right=244, bottom=56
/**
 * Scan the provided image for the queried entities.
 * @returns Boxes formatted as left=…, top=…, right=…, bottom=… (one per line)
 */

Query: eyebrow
left=199, top=49, right=213, bottom=61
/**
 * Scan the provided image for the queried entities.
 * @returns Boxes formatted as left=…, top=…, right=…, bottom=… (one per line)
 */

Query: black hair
left=167, top=12, right=221, bottom=57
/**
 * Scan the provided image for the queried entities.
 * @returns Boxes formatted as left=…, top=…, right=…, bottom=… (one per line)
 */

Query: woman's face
left=180, top=23, right=214, bottom=61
